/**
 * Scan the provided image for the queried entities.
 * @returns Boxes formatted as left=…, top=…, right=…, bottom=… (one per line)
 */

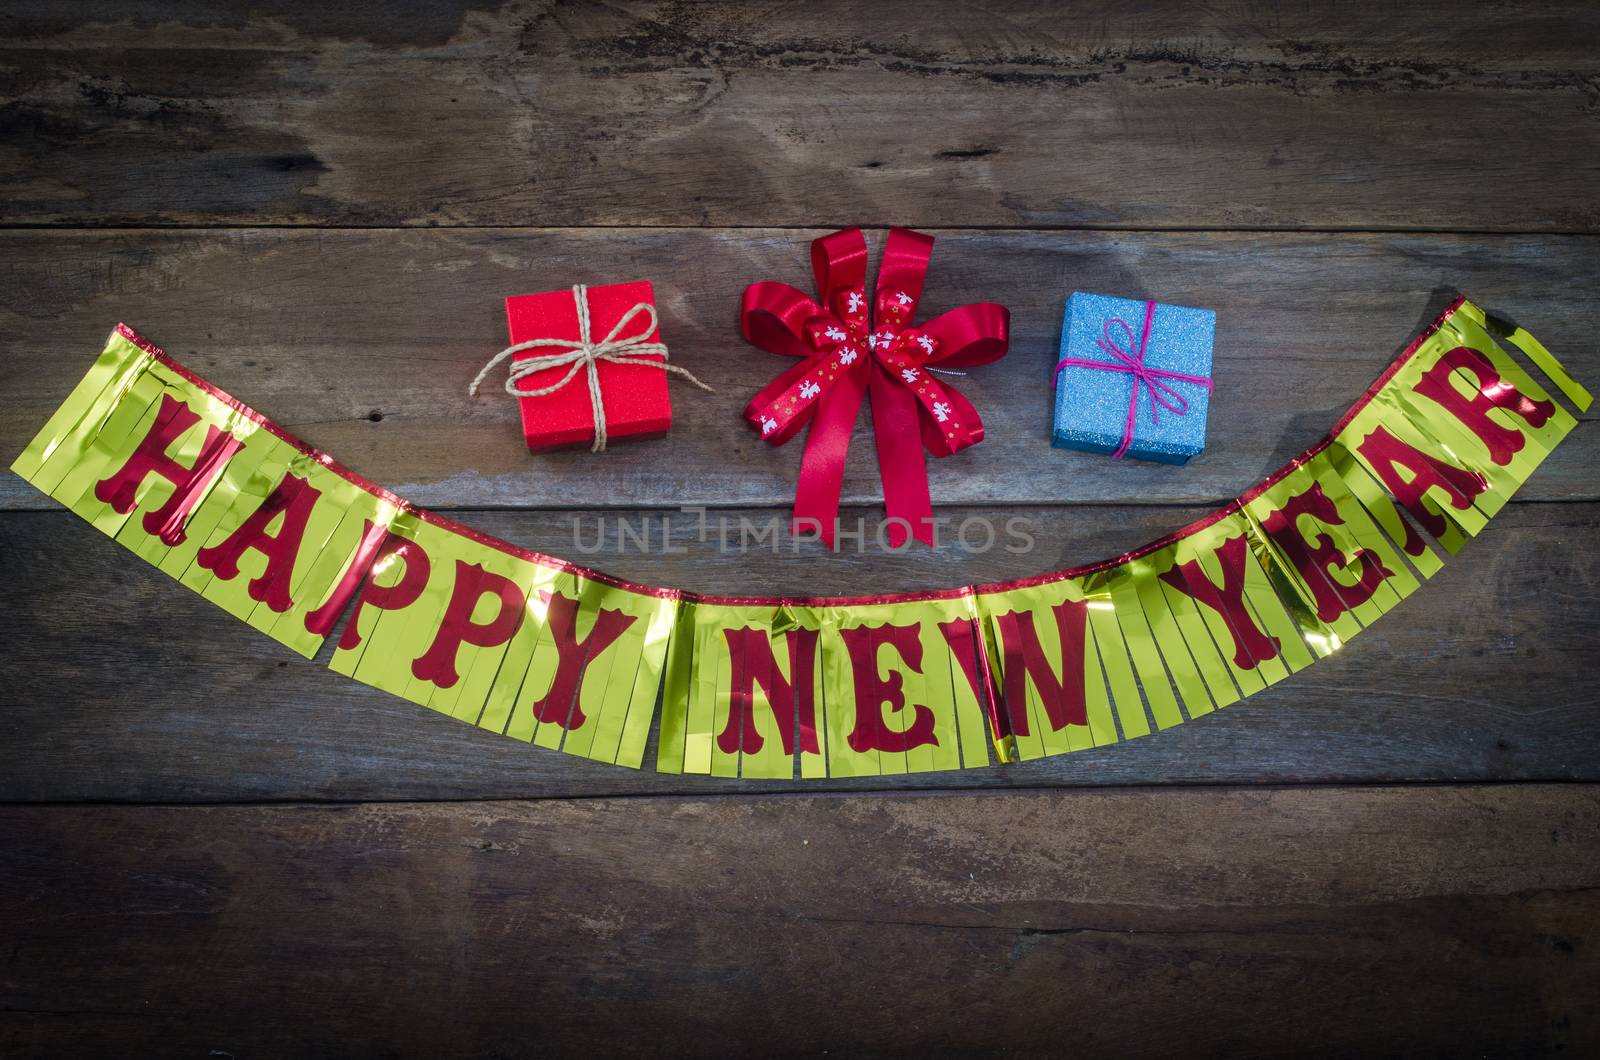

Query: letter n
left=717, top=627, right=820, bottom=756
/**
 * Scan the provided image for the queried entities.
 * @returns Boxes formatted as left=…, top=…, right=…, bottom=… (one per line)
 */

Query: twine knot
left=470, top=284, right=713, bottom=452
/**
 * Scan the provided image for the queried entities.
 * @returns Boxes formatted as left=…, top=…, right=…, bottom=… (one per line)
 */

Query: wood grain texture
left=4, top=6, right=1599, bottom=1052
left=2, top=1, right=1599, bottom=230
left=3, top=227, right=1596, bottom=512
left=4, top=502, right=1595, bottom=802
left=3, top=787, right=1597, bottom=1057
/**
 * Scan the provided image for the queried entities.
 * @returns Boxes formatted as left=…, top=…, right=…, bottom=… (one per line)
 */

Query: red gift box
left=504, top=280, right=672, bottom=451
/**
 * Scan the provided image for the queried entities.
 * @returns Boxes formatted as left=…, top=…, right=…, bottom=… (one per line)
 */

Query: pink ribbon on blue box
left=1053, top=296, right=1215, bottom=462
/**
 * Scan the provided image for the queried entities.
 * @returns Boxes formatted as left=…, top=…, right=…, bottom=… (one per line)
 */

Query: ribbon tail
left=919, top=382, right=984, bottom=456
left=744, top=357, right=821, bottom=445
left=869, top=361, right=934, bottom=547
left=793, top=363, right=869, bottom=548
left=1114, top=385, right=1139, bottom=459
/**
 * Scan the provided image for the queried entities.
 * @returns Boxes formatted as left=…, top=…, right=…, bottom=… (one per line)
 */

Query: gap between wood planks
left=6, top=223, right=1600, bottom=237
left=2, top=777, right=1596, bottom=809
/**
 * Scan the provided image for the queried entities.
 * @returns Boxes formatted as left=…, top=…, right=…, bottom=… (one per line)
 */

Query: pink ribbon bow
left=1053, top=298, right=1214, bottom=459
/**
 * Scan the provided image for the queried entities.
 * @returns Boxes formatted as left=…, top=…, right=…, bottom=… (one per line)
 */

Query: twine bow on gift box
left=1054, top=299, right=1214, bottom=459
left=740, top=227, right=1009, bottom=547
left=470, top=284, right=713, bottom=452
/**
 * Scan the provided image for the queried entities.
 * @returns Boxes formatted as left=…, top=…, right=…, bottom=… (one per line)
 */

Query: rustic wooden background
left=3, top=2, right=1598, bottom=1055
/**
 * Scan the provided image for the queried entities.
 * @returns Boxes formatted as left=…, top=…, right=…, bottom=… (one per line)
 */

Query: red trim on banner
left=112, top=296, right=1465, bottom=609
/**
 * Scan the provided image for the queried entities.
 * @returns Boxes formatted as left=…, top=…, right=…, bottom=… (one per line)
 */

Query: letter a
left=196, top=473, right=323, bottom=613
left=1356, top=425, right=1487, bottom=552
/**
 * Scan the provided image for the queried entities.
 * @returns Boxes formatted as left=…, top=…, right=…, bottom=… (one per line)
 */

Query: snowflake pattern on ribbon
left=750, top=289, right=975, bottom=449
left=737, top=227, right=1010, bottom=545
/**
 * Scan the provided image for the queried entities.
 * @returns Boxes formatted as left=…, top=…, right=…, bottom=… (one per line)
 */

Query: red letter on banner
left=411, top=560, right=527, bottom=689
left=1259, top=483, right=1394, bottom=623
left=1412, top=345, right=1555, bottom=465
left=526, top=592, right=636, bottom=729
left=1159, top=535, right=1279, bottom=667
left=994, top=601, right=1089, bottom=732
left=93, top=393, right=243, bottom=546
left=938, top=617, right=1001, bottom=736
left=303, top=518, right=393, bottom=638
left=334, top=535, right=431, bottom=650
left=839, top=623, right=936, bottom=753
left=717, top=628, right=821, bottom=756
left=934, top=624, right=992, bottom=714
left=195, top=473, right=323, bottom=613
left=1356, top=425, right=1488, bottom=552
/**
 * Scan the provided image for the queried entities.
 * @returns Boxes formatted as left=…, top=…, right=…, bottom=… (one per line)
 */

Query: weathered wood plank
left=2, top=228, right=1596, bottom=513
left=2, top=786, right=1596, bottom=1057
left=2, top=502, right=1595, bottom=801
left=2, top=2, right=1598, bottom=230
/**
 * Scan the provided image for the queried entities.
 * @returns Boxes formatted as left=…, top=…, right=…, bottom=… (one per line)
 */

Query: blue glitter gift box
left=1052, top=293, right=1216, bottom=464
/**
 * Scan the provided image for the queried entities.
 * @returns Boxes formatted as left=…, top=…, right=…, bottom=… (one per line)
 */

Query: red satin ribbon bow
left=740, top=227, right=1009, bottom=547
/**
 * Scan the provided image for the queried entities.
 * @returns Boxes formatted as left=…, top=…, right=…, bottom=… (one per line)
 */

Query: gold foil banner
left=10, top=301, right=1588, bottom=778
